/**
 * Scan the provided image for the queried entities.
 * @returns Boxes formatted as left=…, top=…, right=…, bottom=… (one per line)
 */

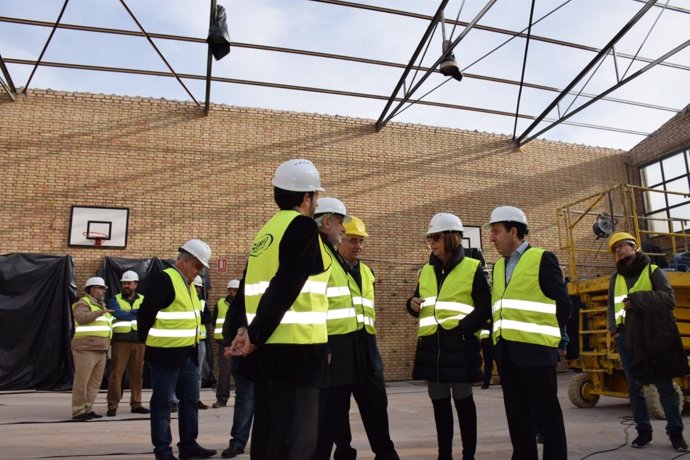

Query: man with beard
left=107, top=270, right=150, bottom=417
left=607, top=232, right=687, bottom=451
left=71, top=277, right=113, bottom=420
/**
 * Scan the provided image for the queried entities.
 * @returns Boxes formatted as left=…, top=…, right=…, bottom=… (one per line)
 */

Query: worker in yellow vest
left=484, top=206, right=571, bottom=460
left=138, top=239, right=217, bottom=460
left=212, top=279, right=239, bottom=408
left=606, top=232, right=687, bottom=451
left=106, top=270, right=149, bottom=417
left=406, top=213, right=491, bottom=460
left=226, top=159, right=331, bottom=460
left=314, top=206, right=399, bottom=460
left=71, top=276, right=113, bottom=420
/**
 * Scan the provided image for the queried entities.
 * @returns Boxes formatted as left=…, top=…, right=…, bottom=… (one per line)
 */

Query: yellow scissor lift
left=559, top=184, right=690, bottom=418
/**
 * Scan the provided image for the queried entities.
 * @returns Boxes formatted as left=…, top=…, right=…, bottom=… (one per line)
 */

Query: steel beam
left=119, top=0, right=200, bottom=107
left=22, top=0, right=69, bottom=93
left=374, top=0, right=449, bottom=131
left=512, top=0, right=535, bottom=140
left=0, top=52, right=17, bottom=100
left=518, top=38, right=690, bottom=146
left=204, top=0, right=217, bottom=115
left=515, top=0, right=657, bottom=145
left=5, top=57, right=650, bottom=138
left=0, top=17, right=681, bottom=114
left=377, top=0, right=497, bottom=131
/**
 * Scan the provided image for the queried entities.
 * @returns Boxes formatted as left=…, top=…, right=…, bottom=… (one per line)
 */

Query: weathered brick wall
left=0, top=89, right=630, bottom=380
left=629, top=104, right=690, bottom=168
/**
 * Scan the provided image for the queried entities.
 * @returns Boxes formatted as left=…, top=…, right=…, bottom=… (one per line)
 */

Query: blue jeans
left=229, top=358, right=254, bottom=449
left=615, top=334, right=683, bottom=434
left=149, top=356, right=200, bottom=459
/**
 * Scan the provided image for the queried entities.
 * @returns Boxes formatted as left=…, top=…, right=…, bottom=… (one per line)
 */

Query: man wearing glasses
left=138, top=239, right=217, bottom=460
left=314, top=212, right=399, bottom=460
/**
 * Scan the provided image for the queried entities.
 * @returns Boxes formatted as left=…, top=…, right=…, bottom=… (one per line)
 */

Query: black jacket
left=225, top=214, right=329, bottom=388
left=485, top=245, right=572, bottom=368
left=406, top=246, right=492, bottom=383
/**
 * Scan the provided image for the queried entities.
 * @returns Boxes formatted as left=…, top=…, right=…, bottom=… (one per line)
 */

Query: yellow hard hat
left=343, top=215, right=368, bottom=237
left=608, top=232, right=639, bottom=253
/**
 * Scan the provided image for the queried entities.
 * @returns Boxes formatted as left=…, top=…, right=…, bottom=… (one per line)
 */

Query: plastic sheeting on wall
left=0, top=254, right=77, bottom=390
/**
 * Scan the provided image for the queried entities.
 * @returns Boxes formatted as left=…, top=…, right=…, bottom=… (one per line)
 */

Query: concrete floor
left=1, top=373, right=689, bottom=460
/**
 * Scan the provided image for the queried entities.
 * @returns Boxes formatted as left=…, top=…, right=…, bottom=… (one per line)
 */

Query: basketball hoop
left=83, top=231, right=109, bottom=247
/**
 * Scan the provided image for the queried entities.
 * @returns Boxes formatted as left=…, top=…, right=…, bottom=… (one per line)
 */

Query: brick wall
left=629, top=103, right=690, bottom=168
left=0, top=89, right=629, bottom=380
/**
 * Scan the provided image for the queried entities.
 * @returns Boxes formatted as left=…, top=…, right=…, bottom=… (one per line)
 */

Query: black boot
left=454, top=395, right=477, bottom=460
left=432, top=397, right=454, bottom=460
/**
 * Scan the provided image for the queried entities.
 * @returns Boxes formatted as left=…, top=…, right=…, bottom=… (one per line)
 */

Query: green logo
left=250, top=234, right=274, bottom=257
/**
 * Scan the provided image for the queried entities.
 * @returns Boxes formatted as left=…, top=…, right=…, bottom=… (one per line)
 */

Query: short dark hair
left=274, top=188, right=314, bottom=210
left=443, top=232, right=463, bottom=254
left=500, top=222, right=529, bottom=239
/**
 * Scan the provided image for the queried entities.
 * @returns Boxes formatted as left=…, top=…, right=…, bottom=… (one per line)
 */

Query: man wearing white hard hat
left=71, top=276, right=114, bottom=420
left=138, top=239, right=217, bottom=460
left=106, top=270, right=150, bottom=417
left=314, top=207, right=400, bottom=460
left=225, top=159, right=331, bottom=460
left=479, top=206, right=571, bottom=460
left=212, top=279, right=240, bottom=409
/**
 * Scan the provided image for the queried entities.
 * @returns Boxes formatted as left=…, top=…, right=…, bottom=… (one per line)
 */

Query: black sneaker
left=179, top=445, right=217, bottom=460
left=131, top=406, right=151, bottom=414
left=107, top=409, right=117, bottom=417
left=86, top=412, right=102, bottom=419
left=632, top=432, right=653, bottom=448
left=671, top=433, right=688, bottom=451
left=72, top=413, right=92, bottom=421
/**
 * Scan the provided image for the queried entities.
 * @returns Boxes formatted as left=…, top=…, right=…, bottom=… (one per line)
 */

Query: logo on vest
left=250, top=234, right=274, bottom=257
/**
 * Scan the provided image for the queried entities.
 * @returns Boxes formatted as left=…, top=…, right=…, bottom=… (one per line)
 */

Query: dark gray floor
left=0, top=373, right=688, bottom=459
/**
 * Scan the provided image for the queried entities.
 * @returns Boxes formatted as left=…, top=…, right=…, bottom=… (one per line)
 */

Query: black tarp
left=0, top=253, right=77, bottom=390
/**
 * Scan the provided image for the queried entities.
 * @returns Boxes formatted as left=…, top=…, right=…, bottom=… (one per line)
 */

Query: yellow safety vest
left=351, top=262, right=376, bottom=335
left=111, top=293, right=144, bottom=335
left=214, top=298, right=230, bottom=340
left=491, top=248, right=560, bottom=347
left=197, top=299, right=208, bottom=340
left=418, top=257, right=479, bottom=337
left=325, top=245, right=362, bottom=335
left=245, top=210, right=332, bottom=345
left=145, top=268, right=201, bottom=348
left=73, top=296, right=113, bottom=339
left=613, top=264, right=657, bottom=327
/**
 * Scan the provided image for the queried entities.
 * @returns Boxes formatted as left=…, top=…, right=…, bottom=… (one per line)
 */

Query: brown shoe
left=197, top=400, right=209, bottom=410
left=212, top=400, right=227, bottom=408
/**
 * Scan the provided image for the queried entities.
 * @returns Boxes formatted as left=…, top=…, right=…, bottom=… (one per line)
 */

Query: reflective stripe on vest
left=145, top=268, right=201, bottom=348
left=73, top=296, right=113, bottom=339
left=491, top=248, right=560, bottom=347
left=418, top=257, right=479, bottom=337
left=613, top=264, right=657, bottom=326
left=325, top=245, right=361, bottom=335
left=245, top=210, right=332, bottom=345
left=112, top=293, right=144, bottom=334
left=214, top=298, right=230, bottom=340
left=351, top=262, right=376, bottom=334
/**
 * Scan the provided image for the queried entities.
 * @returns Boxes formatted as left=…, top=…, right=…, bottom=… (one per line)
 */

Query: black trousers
left=250, top=377, right=320, bottom=460
left=499, top=350, right=567, bottom=460
left=315, top=370, right=398, bottom=460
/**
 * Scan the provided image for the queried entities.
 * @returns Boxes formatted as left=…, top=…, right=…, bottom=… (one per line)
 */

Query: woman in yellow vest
left=406, top=213, right=491, bottom=460
left=71, top=277, right=113, bottom=420
left=606, top=232, right=687, bottom=451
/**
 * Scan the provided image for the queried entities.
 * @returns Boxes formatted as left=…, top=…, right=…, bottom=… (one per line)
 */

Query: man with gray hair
left=138, top=239, right=217, bottom=460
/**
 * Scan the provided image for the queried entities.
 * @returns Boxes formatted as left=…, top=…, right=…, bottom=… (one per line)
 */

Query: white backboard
left=69, top=206, right=129, bottom=248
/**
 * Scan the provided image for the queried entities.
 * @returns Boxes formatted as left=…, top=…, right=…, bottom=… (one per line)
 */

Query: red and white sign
left=216, top=257, right=228, bottom=273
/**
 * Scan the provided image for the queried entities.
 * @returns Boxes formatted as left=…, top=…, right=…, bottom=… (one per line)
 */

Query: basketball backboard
left=462, top=226, right=482, bottom=252
left=68, top=206, right=129, bottom=248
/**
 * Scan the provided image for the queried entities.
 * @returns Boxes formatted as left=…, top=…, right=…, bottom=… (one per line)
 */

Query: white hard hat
left=487, top=206, right=528, bottom=228
left=315, top=197, right=352, bottom=222
left=427, top=213, right=464, bottom=234
left=227, top=279, right=240, bottom=289
left=121, top=270, right=139, bottom=282
left=85, top=276, right=107, bottom=289
left=271, top=159, right=325, bottom=192
left=179, top=239, right=212, bottom=268
left=193, top=275, right=204, bottom=287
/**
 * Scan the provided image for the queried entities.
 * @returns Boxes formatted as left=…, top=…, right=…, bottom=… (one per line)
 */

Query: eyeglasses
left=426, top=232, right=445, bottom=242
